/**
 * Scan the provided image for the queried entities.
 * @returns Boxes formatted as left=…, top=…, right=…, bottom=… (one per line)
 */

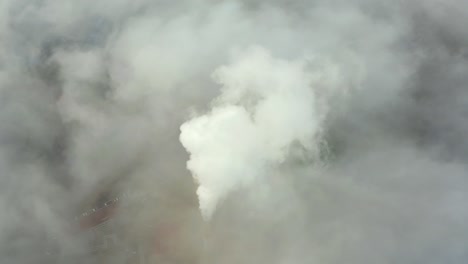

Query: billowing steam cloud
left=0, top=0, right=468, bottom=264
left=180, top=46, right=354, bottom=220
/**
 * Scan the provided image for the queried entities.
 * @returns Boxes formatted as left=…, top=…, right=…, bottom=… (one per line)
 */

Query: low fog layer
left=0, top=0, right=467, bottom=263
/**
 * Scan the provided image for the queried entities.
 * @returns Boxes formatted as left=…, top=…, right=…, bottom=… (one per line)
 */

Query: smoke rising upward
left=0, top=0, right=468, bottom=263
left=180, top=46, right=352, bottom=220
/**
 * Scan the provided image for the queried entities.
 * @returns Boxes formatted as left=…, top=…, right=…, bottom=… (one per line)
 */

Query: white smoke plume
left=180, top=46, right=353, bottom=220
left=0, top=0, right=467, bottom=264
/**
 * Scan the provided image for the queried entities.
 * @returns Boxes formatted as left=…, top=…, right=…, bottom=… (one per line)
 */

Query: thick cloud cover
left=0, top=0, right=467, bottom=263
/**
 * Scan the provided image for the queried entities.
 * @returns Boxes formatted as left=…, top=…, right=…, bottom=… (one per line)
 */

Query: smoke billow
left=180, top=46, right=353, bottom=220
left=0, top=0, right=467, bottom=263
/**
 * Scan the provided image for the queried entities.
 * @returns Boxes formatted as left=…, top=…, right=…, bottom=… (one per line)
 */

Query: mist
left=0, top=0, right=467, bottom=263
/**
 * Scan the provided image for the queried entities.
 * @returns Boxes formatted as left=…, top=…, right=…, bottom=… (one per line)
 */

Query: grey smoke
left=0, top=0, right=467, bottom=263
